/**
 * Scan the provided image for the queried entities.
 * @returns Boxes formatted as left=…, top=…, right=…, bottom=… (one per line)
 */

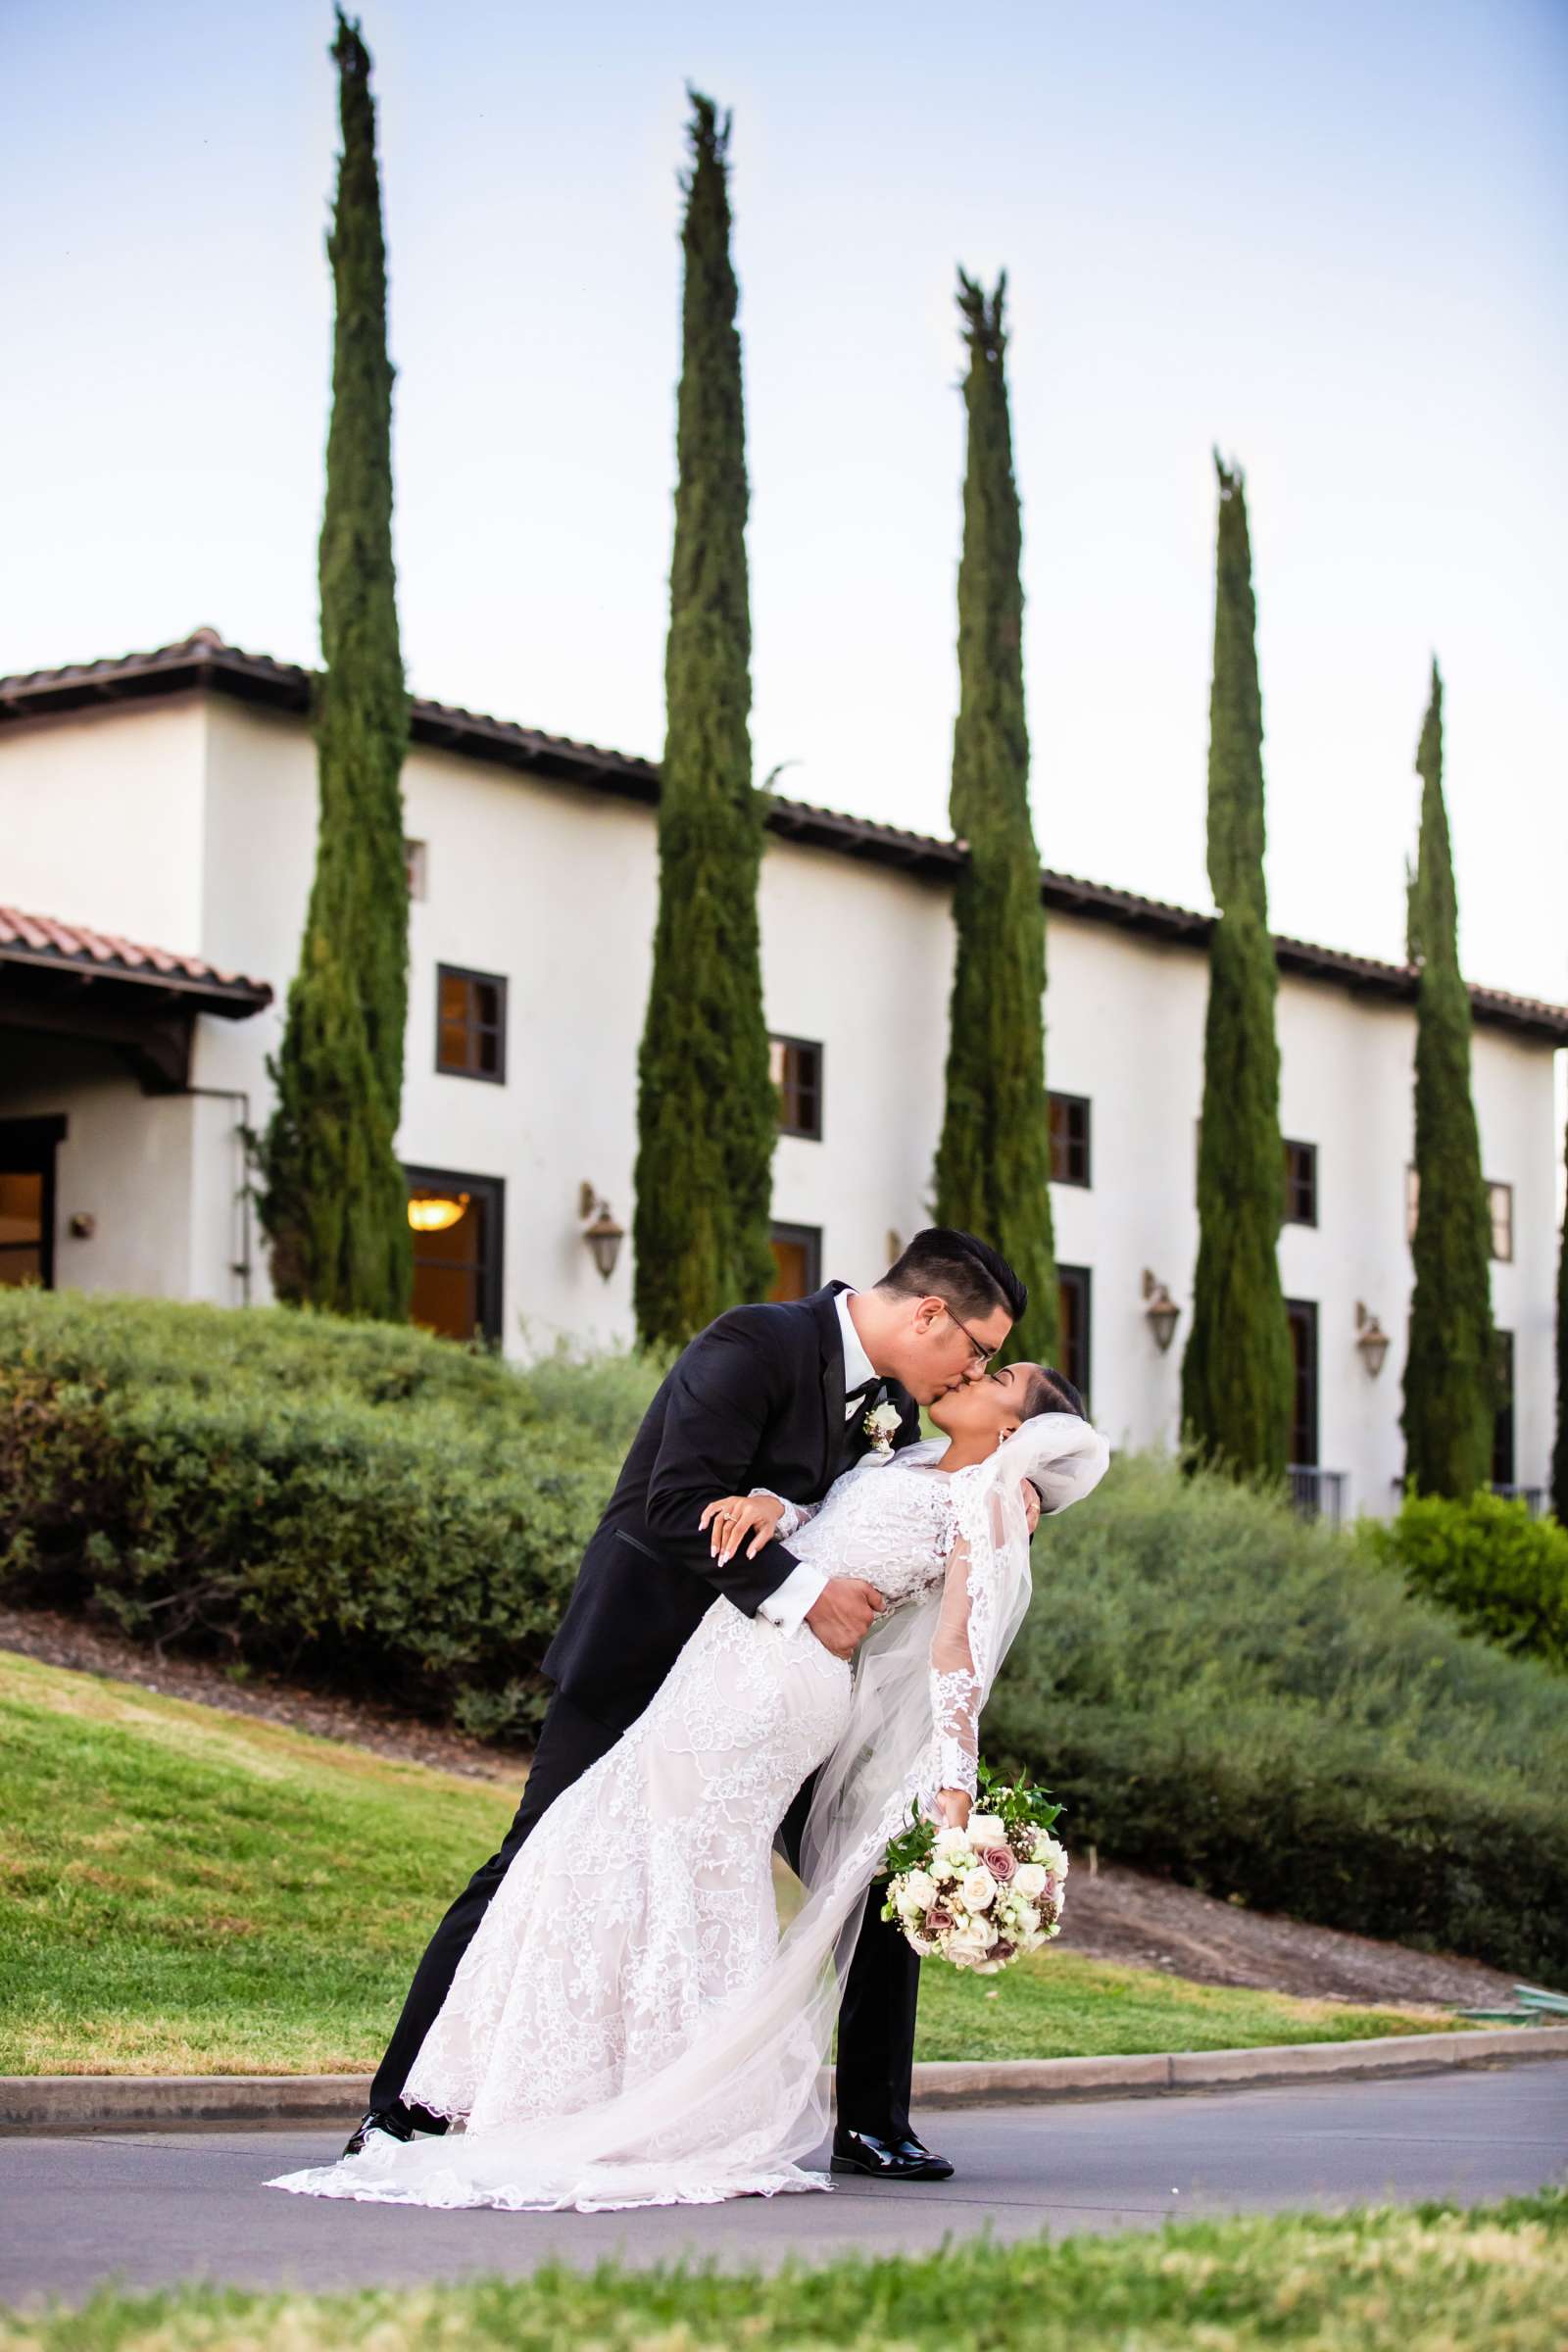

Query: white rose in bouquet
left=1033, top=1833, right=1068, bottom=1875
left=947, top=1916, right=999, bottom=1967
left=934, top=1826, right=972, bottom=1861
left=1013, top=1862, right=1049, bottom=1899
left=959, top=1865, right=998, bottom=1913
left=967, top=1814, right=1005, bottom=1845
left=903, top=1869, right=938, bottom=1911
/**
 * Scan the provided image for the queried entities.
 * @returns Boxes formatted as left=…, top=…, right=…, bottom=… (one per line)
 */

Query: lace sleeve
left=748, top=1488, right=819, bottom=1542
left=928, top=1534, right=982, bottom=1797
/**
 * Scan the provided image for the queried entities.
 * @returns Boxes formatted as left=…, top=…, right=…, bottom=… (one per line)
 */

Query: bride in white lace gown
left=270, top=1367, right=1107, bottom=2214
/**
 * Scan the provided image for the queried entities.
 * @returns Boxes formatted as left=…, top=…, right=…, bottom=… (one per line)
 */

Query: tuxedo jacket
left=542, top=1282, right=921, bottom=1734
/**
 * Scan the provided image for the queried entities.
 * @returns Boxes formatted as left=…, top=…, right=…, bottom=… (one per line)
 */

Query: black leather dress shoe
left=830, top=2127, right=955, bottom=2181
left=342, top=2106, right=415, bottom=2159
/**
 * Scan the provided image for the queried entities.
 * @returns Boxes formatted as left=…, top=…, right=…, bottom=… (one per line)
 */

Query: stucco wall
left=3, top=688, right=1559, bottom=1513
left=1, top=1031, right=197, bottom=1300
left=0, top=699, right=209, bottom=950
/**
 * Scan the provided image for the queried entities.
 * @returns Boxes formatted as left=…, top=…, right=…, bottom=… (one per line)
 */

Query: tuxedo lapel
left=808, top=1283, right=850, bottom=1491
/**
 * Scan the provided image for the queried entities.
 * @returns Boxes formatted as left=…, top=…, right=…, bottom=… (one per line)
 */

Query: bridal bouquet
left=879, top=1768, right=1067, bottom=1976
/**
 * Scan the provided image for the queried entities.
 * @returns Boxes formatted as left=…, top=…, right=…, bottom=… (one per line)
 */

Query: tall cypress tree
left=1402, top=661, right=1494, bottom=1496
left=1181, top=455, right=1293, bottom=1477
left=258, top=11, right=411, bottom=1320
left=633, top=92, right=774, bottom=1349
left=934, top=272, right=1056, bottom=1364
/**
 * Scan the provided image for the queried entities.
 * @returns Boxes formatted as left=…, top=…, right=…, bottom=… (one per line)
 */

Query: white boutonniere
left=863, top=1400, right=901, bottom=1459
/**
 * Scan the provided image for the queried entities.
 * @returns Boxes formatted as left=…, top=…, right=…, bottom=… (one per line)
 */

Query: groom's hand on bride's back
left=804, top=1579, right=885, bottom=1661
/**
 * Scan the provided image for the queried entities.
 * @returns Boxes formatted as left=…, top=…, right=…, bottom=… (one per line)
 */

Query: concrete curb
left=909, top=2024, right=1568, bottom=2107
left=5, top=2026, right=1566, bottom=2133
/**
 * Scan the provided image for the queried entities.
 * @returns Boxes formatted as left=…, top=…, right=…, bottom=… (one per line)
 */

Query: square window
left=436, top=965, right=508, bottom=1084
left=770, top=1037, right=823, bottom=1140
left=1049, top=1093, right=1091, bottom=1187
left=767, top=1221, right=821, bottom=1300
left=1283, top=1140, right=1317, bottom=1226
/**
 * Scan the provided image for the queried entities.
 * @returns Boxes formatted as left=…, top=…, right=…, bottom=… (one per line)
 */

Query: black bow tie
left=845, top=1378, right=881, bottom=1414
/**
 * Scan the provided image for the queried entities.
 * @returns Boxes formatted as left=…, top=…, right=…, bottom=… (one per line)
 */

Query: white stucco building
left=2, top=629, right=1562, bottom=1518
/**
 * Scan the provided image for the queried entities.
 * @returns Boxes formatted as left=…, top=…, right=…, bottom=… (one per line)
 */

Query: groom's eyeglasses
left=941, top=1302, right=997, bottom=1371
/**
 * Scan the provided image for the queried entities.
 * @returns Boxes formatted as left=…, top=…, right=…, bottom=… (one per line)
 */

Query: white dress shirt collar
left=835, top=1287, right=878, bottom=1397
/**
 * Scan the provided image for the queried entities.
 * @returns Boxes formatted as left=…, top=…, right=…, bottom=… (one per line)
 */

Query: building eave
left=3, top=632, right=1564, bottom=1047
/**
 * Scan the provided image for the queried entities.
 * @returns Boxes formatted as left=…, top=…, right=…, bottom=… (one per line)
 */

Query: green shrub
left=5, top=1295, right=1566, bottom=1979
left=1368, top=1489, right=1568, bottom=1671
left=0, top=1290, right=661, bottom=1740
left=989, top=1452, right=1568, bottom=1981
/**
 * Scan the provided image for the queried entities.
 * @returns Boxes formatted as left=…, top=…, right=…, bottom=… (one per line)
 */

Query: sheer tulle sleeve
left=928, top=1533, right=982, bottom=1796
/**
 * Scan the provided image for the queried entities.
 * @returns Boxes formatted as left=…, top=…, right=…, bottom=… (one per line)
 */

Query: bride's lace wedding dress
left=270, top=1415, right=1107, bottom=2215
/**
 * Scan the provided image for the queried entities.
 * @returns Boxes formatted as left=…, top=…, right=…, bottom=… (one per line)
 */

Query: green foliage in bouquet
left=881, top=1761, right=1062, bottom=1881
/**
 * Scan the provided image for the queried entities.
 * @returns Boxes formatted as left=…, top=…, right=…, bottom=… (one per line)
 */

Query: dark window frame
left=404, top=1163, right=505, bottom=1345
left=1048, top=1092, right=1092, bottom=1188
left=1489, top=1181, right=1514, bottom=1264
left=1283, top=1138, right=1318, bottom=1227
left=1492, top=1329, right=1515, bottom=1489
left=1286, top=1297, right=1320, bottom=1470
left=435, top=963, right=509, bottom=1086
left=768, top=1220, right=822, bottom=1300
left=0, top=1113, right=66, bottom=1291
left=770, top=1035, right=824, bottom=1142
left=1056, top=1262, right=1092, bottom=1409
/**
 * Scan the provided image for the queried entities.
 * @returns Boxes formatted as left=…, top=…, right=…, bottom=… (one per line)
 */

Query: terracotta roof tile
left=0, top=905, right=271, bottom=1005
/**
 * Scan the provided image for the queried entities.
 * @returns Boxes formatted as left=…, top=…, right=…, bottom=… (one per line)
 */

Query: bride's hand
left=700, top=1493, right=785, bottom=1564
left=935, top=1788, right=972, bottom=1832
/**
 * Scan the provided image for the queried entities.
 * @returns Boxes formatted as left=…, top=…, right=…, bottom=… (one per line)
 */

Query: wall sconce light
left=68, top=1212, right=96, bottom=1240
left=579, top=1181, right=625, bottom=1283
left=408, top=1191, right=468, bottom=1234
left=1142, top=1268, right=1181, bottom=1354
left=1355, top=1301, right=1390, bottom=1379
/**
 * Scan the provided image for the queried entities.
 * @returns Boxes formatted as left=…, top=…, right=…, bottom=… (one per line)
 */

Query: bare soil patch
left=1, top=1603, right=1527, bottom=2013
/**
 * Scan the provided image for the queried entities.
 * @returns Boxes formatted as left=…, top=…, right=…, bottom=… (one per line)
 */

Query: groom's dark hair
left=876, top=1227, right=1026, bottom=1325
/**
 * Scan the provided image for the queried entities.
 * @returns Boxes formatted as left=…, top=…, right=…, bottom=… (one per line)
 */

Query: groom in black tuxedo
left=350, top=1227, right=1027, bottom=2180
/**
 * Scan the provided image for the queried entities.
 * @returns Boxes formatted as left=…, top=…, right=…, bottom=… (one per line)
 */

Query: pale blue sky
left=4, top=0, right=1565, bottom=1003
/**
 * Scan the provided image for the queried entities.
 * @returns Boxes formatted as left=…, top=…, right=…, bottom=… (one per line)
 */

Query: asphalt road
left=3, top=2061, right=1564, bottom=2308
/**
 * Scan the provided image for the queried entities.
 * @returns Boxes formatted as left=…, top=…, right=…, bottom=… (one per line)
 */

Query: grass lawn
left=0, top=1650, right=1457, bottom=2076
left=5, top=2195, right=1565, bottom=2350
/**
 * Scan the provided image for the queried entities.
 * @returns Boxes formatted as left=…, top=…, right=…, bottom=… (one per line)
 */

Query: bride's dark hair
left=1020, top=1365, right=1086, bottom=1420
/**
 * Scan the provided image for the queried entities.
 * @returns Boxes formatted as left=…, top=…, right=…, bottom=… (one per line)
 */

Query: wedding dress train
left=269, top=1413, right=1107, bottom=2213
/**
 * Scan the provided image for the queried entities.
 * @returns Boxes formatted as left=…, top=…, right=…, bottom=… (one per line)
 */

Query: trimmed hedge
left=1368, top=1489, right=1568, bottom=1672
left=0, top=1290, right=659, bottom=1740
left=4, top=1293, right=1566, bottom=1978
left=988, top=1453, right=1568, bottom=1982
